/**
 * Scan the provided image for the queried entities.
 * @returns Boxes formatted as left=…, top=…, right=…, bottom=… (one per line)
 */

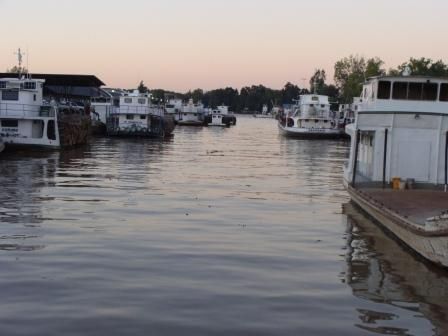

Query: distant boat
left=0, top=76, right=91, bottom=148
left=104, top=89, right=175, bottom=137
left=278, top=94, right=344, bottom=139
left=164, top=98, right=183, bottom=124
left=177, top=99, right=207, bottom=126
left=344, top=74, right=448, bottom=268
left=253, top=104, right=274, bottom=118
left=205, top=105, right=237, bottom=127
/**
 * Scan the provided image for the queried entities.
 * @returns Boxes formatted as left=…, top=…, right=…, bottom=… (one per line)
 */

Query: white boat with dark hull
left=278, top=94, right=344, bottom=139
left=344, top=75, right=448, bottom=268
left=0, top=76, right=91, bottom=149
left=164, top=98, right=183, bottom=124
left=105, top=90, right=175, bottom=138
left=177, top=99, right=207, bottom=126
left=205, top=105, right=237, bottom=127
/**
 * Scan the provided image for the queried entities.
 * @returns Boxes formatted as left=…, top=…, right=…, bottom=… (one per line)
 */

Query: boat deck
left=359, top=189, right=448, bottom=226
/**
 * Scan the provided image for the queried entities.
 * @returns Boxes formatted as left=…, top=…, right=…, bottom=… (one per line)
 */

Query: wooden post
left=352, top=129, right=361, bottom=187
left=382, top=129, right=388, bottom=189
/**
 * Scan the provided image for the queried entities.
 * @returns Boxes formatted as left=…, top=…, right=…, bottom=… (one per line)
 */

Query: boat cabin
left=0, top=77, right=58, bottom=146
left=345, top=76, right=448, bottom=187
left=284, top=94, right=337, bottom=130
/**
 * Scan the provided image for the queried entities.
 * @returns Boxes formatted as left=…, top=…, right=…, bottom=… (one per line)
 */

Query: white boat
left=343, top=74, right=448, bottom=267
left=0, top=76, right=91, bottom=148
left=205, top=105, right=237, bottom=127
left=278, top=94, right=345, bottom=138
left=253, top=104, right=274, bottom=118
left=164, top=98, right=183, bottom=123
left=104, top=89, right=175, bottom=137
left=177, top=99, right=207, bottom=126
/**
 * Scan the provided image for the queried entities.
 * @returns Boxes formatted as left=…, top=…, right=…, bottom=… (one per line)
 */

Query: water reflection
left=344, top=202, right=448, bottom=335
left=0, top=149, right=61, bottom=251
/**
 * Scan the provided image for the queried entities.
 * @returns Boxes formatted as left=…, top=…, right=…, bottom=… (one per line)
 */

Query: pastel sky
left=1, top=0, right=447, bottom=92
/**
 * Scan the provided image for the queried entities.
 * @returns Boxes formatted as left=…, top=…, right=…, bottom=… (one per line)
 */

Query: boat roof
left=0, top=73, right=105, bottom=87
left=366, top=75, right=448, bottom=83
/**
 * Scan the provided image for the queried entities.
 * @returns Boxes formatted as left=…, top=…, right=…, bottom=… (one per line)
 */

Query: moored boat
left=278, top=94, right=345, bottom=139
left=105, top=90, right=175, bottom=137
left=253, top=104, right=274, bottom=118
left=205, top=105, right=237, bottom=127
left=0, top=76, right=91, bottom=148
left=177, top=99, right=207, bottom=126
left=164, top=98, right=183, bottom=124
left=343, top=74, right=448, bottom=267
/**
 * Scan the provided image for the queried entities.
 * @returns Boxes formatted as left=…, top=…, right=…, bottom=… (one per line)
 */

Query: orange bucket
left=392, top=177, right=401, bottom=190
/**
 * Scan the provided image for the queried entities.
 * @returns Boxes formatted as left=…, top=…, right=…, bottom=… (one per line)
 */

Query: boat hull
left=253, top=114, right=273, bottom=119
left=346, top=185, right=448, bottom=268
left=107, top=115, right=175, bottom=138
left=278, top=123, right=346, bottom=139
left=177, top=120, right=205, bottom=127
left=205, top=115, right=236, bottom=127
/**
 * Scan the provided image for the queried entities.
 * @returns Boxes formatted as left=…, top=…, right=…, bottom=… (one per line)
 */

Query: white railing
left=110, top=105, right=164, bottom=117
left=0, top=103, right=54, bottom=118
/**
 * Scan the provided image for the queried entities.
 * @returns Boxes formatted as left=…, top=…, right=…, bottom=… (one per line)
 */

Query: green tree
left=7, top=66, right=28, bottom=74
left=309, top=69, right=326, bottom=94
left=365, top=57, right=386, bottom=78
left=390, top=57, right=448, bottom=77
left=334, top=55, right=385, bottom=103
left=137, top=80, right=149, bottom=94
left=280, top=82, right=301, bottom=104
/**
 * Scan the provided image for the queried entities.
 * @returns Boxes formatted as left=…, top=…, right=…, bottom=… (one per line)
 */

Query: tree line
left=138, top=56, right=448, bottom=112
left=7, top=56, right=448, bottom=112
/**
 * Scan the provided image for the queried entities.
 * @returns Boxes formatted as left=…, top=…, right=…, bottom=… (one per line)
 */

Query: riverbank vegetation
left=140, top=56, right=448, bottom=112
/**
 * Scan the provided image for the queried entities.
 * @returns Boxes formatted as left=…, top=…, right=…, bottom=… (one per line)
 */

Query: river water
left=0, top=116, right=447, bottom=335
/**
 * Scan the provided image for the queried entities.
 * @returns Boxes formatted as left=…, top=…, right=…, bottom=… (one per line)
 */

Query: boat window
left=408, top=82, right=423, bottom=100
left=440, top=83, right=448, bottom=101
left=23, top=82, right=36, bottom=90
left=392, top=81, right=439, bottom=101
left=377, top=81, right=391, bottom=99
left=0, top=81, right=6, bottom=89
left=138, top=98, right=146, bottom=104
left=392, top=82, right=408, bottom=100
left=422, top=82, right=438, bottom=101
left=140, top=115, right=146, bottom=119
left=2, top=89, right=19, bottom=101
left=124, top=98, right=132, bottom=104
left=126, top=114, right=134, bottom=120
left=1, top=119, right=18, bottom=127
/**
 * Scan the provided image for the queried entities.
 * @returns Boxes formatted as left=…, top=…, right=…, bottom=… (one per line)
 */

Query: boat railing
left=0, top=103, right=55, bottom=118
left=110, top=106, right=164, bottom=117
